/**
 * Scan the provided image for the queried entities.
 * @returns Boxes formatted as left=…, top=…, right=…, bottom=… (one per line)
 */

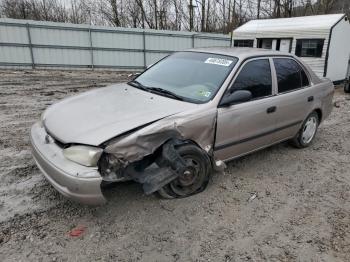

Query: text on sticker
left=205, top=58, right=233, bottom=67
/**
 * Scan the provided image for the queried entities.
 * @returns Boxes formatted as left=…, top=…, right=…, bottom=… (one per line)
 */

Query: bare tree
left=320, top=0, right=337, bottom=14
left=0, top=0, right=348, bottom=33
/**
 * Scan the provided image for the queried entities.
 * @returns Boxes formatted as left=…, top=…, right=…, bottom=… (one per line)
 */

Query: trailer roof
left=188, top=47, right=292, bottom=59
left=234, top=14, right=346, bottom=33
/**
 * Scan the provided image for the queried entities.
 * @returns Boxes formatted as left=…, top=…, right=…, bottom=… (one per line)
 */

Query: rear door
left=272, top=57, right=315, bottom=141
left=214, top=58, right=280, bottom=161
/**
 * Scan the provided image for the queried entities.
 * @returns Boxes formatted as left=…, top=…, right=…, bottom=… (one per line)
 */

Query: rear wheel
left=290, top=111, right=319, bottom=148
left=157, top=144, right=211, bottom=199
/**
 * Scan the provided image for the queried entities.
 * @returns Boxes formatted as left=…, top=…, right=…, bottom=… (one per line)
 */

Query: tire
left=157, top=144, right=212, bottom=199
left=344, top=82, right=350, bottom=93
left=290, top=111, right=319, bottom=148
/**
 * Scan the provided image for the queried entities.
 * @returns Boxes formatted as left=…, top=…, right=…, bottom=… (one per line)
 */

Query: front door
left=214, top=58, right=279, bottom=161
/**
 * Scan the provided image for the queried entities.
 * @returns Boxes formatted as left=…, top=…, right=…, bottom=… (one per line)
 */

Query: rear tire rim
left=169, top=154, right=206, bottom=196
left=302, top=116, right=317, bottom=144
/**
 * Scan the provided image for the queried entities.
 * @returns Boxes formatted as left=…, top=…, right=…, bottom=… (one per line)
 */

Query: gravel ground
left=0, top=70, right=349, bottom=262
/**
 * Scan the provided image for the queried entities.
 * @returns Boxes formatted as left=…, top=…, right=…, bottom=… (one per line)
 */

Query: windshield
left=133, top=52, right=238, bottom=103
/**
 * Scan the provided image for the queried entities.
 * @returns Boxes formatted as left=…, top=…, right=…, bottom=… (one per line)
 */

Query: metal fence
left=0, top=18, right=232, bottom=70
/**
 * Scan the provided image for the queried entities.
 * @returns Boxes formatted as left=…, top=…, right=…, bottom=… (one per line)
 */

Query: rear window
left=273, top=58, right=310, bottom=93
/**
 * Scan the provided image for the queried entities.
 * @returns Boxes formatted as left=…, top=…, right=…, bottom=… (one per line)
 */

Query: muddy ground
left=0, top=70, right=349, bottom=262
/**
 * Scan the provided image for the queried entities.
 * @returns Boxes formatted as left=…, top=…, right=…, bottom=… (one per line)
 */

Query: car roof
left=184, top=47, right=322, bottom=83
left=186, top=47, right=294, bottom=60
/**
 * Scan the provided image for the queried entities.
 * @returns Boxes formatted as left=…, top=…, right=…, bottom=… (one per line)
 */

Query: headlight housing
left=63, top=145, right=103, bottom=167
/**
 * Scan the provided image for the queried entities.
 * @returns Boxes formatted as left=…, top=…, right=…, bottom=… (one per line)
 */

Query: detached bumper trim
left=30, top=122, right=106, bottom=205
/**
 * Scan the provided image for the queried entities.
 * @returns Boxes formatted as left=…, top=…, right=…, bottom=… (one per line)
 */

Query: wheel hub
left=169, top=156, right=203, bottom=196
left=179, top=167, right=197, bottom=186
left=302, top=116, right=317, bottom=144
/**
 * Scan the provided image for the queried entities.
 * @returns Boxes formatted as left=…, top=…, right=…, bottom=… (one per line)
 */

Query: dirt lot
left=0, top=70, right=349, bottom=262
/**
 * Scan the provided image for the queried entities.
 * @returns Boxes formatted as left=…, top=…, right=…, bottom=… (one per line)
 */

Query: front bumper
left=30, top=122, right=106, bottom=205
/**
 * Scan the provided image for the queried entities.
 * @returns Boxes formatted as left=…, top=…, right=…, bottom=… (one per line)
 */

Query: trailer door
left=258, top=38, right=292, bottom=53
left=279, top=39, right=291, bottom=53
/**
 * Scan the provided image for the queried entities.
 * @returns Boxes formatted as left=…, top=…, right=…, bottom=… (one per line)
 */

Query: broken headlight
left=98, top=154, right=125, bottom=181
left=63, top=145, right=103, bottom=167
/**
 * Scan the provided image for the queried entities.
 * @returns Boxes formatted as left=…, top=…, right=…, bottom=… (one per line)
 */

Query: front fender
left=104, top=107, right=218, bottom=165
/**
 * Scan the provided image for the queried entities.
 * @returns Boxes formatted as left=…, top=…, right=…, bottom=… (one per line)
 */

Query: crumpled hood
left=43, top=83, right=196, bottom=146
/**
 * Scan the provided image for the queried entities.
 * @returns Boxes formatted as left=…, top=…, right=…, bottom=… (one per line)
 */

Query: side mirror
left=220, top=90, right=252, bottom=107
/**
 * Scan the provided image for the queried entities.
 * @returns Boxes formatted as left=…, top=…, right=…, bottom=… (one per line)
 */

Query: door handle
left=308, top=96, right=314, bottom=102
left=266, top=106, right=277, bottom=114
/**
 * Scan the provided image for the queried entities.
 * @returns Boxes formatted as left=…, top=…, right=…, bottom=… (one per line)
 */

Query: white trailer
left=232, top=14, right=350, bottom=84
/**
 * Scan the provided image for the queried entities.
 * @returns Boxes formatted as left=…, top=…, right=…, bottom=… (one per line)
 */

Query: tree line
left=0, top=0, right=348, bottom=33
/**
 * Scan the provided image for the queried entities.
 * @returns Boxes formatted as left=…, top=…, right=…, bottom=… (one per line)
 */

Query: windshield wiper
left=146, top=87, right=184, bottom=101
left=127, top=80, right=148, bottom=91
left=127, top=80, right=184, bottom=101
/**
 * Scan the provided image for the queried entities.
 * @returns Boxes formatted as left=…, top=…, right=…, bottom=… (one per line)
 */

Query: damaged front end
left=31, top=104, right=223, bottom=204
left=30, top=122, right=106, bottom=205
left=98, top=107, right=224, bottom=198
left=100, top=139, right=192, bottom=195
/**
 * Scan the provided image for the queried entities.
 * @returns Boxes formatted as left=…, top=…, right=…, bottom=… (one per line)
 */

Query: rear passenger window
left=274, top=58, right=310, bottom=93
left=301, top=68, right=310, bottom=87
left=231, top=59, right=272, bottom=99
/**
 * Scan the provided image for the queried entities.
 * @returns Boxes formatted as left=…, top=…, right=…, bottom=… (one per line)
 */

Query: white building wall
left=327, top=17, right=350, bottom=82
left=233, top=28, right=330, bottom=78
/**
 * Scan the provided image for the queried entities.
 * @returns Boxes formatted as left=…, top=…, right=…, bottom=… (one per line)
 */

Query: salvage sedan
left=30, top=48, right=334, bottom=204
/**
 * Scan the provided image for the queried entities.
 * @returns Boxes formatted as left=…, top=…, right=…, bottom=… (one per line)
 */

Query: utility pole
left=257, top=0, right=261, bottom=19
left=189, top=0, right=196, bottom=31
left=154, top=0, right=158, bottom=29
left=201, top=0, right=206, bottom=32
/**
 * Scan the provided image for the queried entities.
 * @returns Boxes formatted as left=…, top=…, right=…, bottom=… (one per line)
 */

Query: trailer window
left=295, top=39, right=324, bottom=58
left=234, top=40, right=254, bottom=47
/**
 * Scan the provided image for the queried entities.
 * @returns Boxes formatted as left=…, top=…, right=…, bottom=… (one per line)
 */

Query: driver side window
left=230, top=59, right=272, bottom=99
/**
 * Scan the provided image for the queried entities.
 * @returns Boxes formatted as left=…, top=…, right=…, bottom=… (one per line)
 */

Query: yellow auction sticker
left=198, top=90, right=211, bottom=97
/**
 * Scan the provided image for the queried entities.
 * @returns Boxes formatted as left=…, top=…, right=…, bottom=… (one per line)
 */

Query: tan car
left=30, top=48, right=334, bottom=204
